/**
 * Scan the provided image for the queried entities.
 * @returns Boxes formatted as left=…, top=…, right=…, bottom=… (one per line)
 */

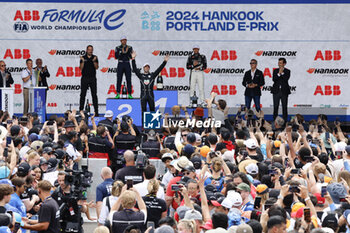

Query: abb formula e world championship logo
left=255, top=50, right=297, bottom=57
left=307, top=68, right=349, bottom=75
left=13, top=9, right=126, bottom=33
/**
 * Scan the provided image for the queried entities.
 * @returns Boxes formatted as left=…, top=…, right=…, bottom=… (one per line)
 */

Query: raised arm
left=152, top=55, right=169, bottom=78
left=131, top=51, right=141, bottom=77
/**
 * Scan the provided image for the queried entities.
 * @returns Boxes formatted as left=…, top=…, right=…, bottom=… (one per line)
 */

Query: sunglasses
left=184, top=172, right=191, bottom=175
left=182, top=134, right=188, bottom=137
left=250, top=63, right=257, bottom=65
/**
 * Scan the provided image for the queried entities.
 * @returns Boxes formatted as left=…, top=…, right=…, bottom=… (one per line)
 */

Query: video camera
left=64, top=166, right=93, bottom=200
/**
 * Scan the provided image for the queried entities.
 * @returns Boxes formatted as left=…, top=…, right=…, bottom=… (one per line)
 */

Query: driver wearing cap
left=186, top=45, right=207, bottom=105
left=115, top=36, right=133, bottom=99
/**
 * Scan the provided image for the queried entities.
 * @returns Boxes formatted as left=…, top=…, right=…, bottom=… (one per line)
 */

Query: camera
left=64, top=166, right=93, bottom=200
left=135, top=150, right=148, bottom=169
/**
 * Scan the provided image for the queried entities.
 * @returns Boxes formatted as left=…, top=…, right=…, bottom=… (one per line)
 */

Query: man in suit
left=34, top=58, right=50, bottom=88
left=271, top=57, right=291, bottom=122
left=242, top=59, right=264, bottom=112
left=0, top=60, right=14, bottom=88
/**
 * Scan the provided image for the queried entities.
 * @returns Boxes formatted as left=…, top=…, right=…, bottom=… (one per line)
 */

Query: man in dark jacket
left=271, top=57, right=291, bottom=122
left=0, top=60, right=14, bottom=87
left=131, top=51, right=169, bottom=112
left=242, top=59, right=265, bottom=112
left=34, top=58, right=50, bottom=88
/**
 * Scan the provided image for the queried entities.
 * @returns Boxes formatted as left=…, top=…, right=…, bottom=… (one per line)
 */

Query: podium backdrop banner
left=0, top=2, right=349, bottom=115
left=0, top=88, right=14, bottom=116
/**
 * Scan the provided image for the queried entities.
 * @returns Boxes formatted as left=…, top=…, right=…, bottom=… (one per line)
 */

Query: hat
left=40, top=135, right=50, bottom=143
left=222, top=150, right=234, bottom=163
left=236, top=224, right=253, bottom=233
left=143, top=63, right=150, bottom=68
left=0, top=179, right=14, bottom=187
left=174, top=156, right=193, bottom=171
left=238, top=159, right=258, bottom=174
left=177, top=206, right=191, bottom=220
left=334, top=141, right=347, bottom=152
left=200, top=220, right=213, bottom=230
left=53, top=149, right=65, bottom=160
left=191, top=156, right=201, bottom=169
left=161, top=153, right=174, bottom=162
left=291, top=202, right=305, bottom=214
left=244, top=139, right=257, bottom=149
left=31, top=140, right=43, bottom=150
left=227, top=191, right=242, bottom=207
left=211, top=196, right=225, bottom=207
left=313, top=193, right=326, bottom=206
left=245, top=163, right=258, bottom=175
left=104, top=110, right=114, bottom=118
left=64, top=121, right=75, bottom=128
left=147, top=130, right=156, bottom=140
left=193, top=107, right=204, bottom=117
left=343, top=210, right=350, bottom=226
left=0, top=166, right=10, bottom=179
left=192, top=44, right=200, bottom=49
left=205, top=184, right=217, bottom=193
left=28, top=133, right=40, bottom=142
left=327, top=183, right=347, bottom=204
left=42, top=147, right=53, bottom=154
left=19, top=146, right=31, bottom=159
left=17, top=162, right=31, bottom=177
left=321, top=212, right=338, bottom=228
left=184, top=209, right=202, bottom=220
left=236, top=183, right=251, bottom=192
left=291, top=207, right=304, bottom=219
left=120, top=35, right=127, bottom=40
left=183, top=144, right=195, bottom=157
left=256, top=184, right=269, bottom=195
left=273, top=140, right=281, bottom=148
left=47, top=158, right=58, bottom=169
left=155, top=225, right=174, bottom=233
left=0, top=126, right=7, bottom=140
left=183, top=165, right=196, bottom=173
left=40, top=158, right=48, bottom=166
left=200, top=146, right=211, bottom=157
left=10, top=125, right=20, bottom=136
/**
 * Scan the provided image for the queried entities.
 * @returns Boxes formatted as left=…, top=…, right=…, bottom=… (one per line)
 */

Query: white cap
left=244, top=139, right=257, bottom=150
left=334, top=141, right=347, bottom=152
left=192, top=44, right=200, bottom=49
left=120, top=35, right=127, bottom=40
left=143, top=63, right=150, bottom=68
left=221, top=198, right=233, bottom=209
left=19, top=146, right=31, bottom=159
left=227, top=191, right=243, bottom=207
left=222, top=150, right=235, bottom=163
left=161, top=153, right=174, bottom=161
left=104, top=110, right=114, bottom=118
left=245, top=163, right=259, bottom=175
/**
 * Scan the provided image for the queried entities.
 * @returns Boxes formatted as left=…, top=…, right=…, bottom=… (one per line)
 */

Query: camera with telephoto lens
left=135, top=150, right=148, bottom=169
left=64, top=166, right=93, bottom=200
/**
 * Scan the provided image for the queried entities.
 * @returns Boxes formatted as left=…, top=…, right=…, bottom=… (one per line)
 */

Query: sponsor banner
left=33, top=87, right=46, bottom=122
left=0, top=3, right=348, bottom=114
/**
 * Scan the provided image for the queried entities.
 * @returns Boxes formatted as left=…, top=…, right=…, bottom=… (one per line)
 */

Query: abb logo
left=107, top=49, right=116, bottom=60
left=56, top=67, right=81, bottom=77
left=210, top=50, right=237, bottom=61
left=107, top=84, right=134, bottom=95
left=211, top=85, right=237, bottom=95
left=161, top=67, right=185, bottom=78
left=47, top=103, right=57, bottom=107
left=14, top=10, right=40, bottom=21
left=3, top=49, right=30, bottom=59
left=14, top=84, right=22, bottom=94
left=314, top=50, right=341, bottom=61
left=314, top=85, right=341, bottom=96
left=262, top=68, right=278, bottom=78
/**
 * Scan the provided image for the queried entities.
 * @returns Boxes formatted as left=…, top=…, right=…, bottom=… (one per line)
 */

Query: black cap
left=64, top=121, right=75, bottom=128
left=40, top=158, right=48, bottom=166
left=47, top=158, right=58, bottom=169
left=53, top=149, right=65, bottom=160
left=183, top=165, right=196, bottom=173
left=43, top=141, right=54, bottom=149
left=10, top=125, right=21, bottom=137
left=205, top=184, right=217, bottom=193
left=17, top=162, right=31, bottom=177
left=42, top=147, right=53, bottom=154
left=191, top=156, right=201, bottom=170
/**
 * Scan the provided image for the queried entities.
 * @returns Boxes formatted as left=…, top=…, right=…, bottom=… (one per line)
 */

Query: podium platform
left=106, top=90, right=179, bottom=126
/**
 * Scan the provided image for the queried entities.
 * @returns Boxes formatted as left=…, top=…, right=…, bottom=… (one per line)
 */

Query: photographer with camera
left=51, top=171, right=88, bottom=233
left=114, top=150, right=143, bottom=184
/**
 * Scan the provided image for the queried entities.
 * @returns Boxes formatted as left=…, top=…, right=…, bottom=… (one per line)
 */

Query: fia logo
left=143, top=110, right=161, bottom=129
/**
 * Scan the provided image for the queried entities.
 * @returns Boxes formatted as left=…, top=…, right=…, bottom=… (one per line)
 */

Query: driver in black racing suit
left=131, top=51, right=169, bottom=112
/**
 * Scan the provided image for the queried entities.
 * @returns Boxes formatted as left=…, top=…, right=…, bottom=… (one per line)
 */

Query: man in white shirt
left=64, top=131, right=82, bottom=170
left=134, top=164, right=165, bottom=199
left=21, top=59, right=37, bottom=114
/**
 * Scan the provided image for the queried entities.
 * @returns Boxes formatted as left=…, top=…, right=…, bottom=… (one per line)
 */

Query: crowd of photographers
left=0, top=93, right=350, bottom=233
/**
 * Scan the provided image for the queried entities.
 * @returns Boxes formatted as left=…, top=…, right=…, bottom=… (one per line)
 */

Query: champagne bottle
left=156, top=75, right=163, bottom=90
